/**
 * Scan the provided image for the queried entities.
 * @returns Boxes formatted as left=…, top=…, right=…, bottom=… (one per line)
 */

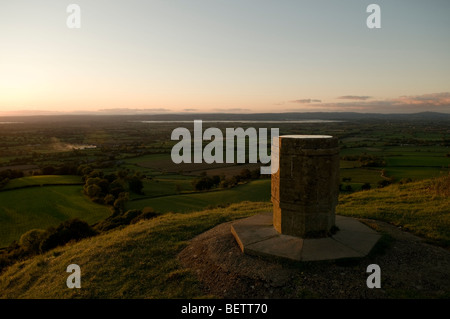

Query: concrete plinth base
left=231, top=213, right=381, bottom=262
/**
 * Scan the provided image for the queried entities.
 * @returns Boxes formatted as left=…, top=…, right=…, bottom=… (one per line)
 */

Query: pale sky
left=0, top=0, right=449, bottom=115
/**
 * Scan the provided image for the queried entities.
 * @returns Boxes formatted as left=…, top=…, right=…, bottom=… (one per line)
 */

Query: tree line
left=191, top=168, right=262, bottom=191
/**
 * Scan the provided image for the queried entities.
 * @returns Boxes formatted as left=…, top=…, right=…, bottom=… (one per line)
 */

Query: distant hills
left=130, top=111, right=450, bottom=121
left=1, top=111, right=450, bottom=123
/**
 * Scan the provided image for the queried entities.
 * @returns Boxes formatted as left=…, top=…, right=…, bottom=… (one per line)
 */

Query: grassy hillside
left=0, top=185, right=111, bottom=247
left=0, top=176, right=448, bottom=298
left=0, top=201, right=270, bottom=299
left=336, top=175, right=450, bottom=247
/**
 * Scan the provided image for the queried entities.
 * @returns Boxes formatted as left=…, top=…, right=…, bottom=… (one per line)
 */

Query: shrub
left=193, top=176, right=215, bottom=191
left=431, top=174, right=450, bottom=197
left=399, top=178, right=413, bottom=184
left=122, top=209, right=142, bottom=223
left=42, top=166, right=56, bottom=175
left=19, top=229, right=47, bottom=255
left=39, top=219, right=97, bottom=252
left=361, top=182, right=371, bottom=191
left=131, top=208, right=158, bottom=224
left=0, top=169, right=23, bottom=180
left=0, top=254, right=11, bottom=272
left=109, top=179, right=125, bottom=197
left=239, top=169, right=251, bottom=181
left=377, top=179, right=392, bottom=188
left=142, top=207, right=157, bottom=215
left=113, top=192, right=129, bottom=213
left=250, top=169, right=261, bottom=179
left=212, top=175, right=221, bottom=185
left=128, top=176, right=144, bottom=194
left=85, top=184, right=102, bottom=198
left=0, top=178, right=9, bottom=189
left=95, top=208, right=158, bottom=231
left=104, top=194, right=115, bottom=206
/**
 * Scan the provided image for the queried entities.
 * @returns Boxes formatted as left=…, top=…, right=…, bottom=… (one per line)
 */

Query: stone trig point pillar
left=272, top=135, right=340, bottom=238
left=231, top=135, right=381, bottom=262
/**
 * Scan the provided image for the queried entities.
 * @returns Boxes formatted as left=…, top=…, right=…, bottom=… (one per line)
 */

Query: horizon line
left=1, top=110, right=450, bottom=117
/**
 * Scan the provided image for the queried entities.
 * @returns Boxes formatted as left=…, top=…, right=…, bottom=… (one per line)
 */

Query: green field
left=340, top=145, right=449, bottom=182
left=0, top=185, right=111, bottom=247
left=3, top=175, right=82, bottom=190
left=127, top=179, right=271, bottom=213
left=124, top=153, right=170, bottom=164
left=339, top=167, right=383, bottom=186
left=384, top=167, right=448, bottom=181
left=129, top=176, right=195, bottom=200
left=386, top=156, right=448, bottom=167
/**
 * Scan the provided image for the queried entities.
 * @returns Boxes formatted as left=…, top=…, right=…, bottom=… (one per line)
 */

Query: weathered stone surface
left=231, top=213, right=381, bottom=262
left=230, top=135, right=381, bottom=262
left=246, top=235, right=303, bottom=261
left=271, top=135, right=340, bottom=237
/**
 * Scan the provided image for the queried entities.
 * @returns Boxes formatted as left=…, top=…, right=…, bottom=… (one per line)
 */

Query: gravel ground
left=178, top=217, right=450, bottom=299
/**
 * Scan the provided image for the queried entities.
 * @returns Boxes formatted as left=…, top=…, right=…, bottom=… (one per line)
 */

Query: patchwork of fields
left=1, top=140, right=448, bottom=248
left=0, top=118, right=449, bottom=249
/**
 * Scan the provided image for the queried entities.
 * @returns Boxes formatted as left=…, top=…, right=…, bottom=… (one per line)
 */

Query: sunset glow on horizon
left=1, top=0, right=449, bottom=115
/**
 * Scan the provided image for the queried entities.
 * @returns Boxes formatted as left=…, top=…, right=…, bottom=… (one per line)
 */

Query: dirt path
left=178, top=217, right=450, bottom=299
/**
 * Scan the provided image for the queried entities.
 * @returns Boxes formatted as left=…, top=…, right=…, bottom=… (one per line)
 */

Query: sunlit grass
left=337, top=175, right=450, bottom=247
left=0, top=186, right=110, bottom=247
left=0, top=201, right=271, bottom=299
left=0, top=177, right=449, bottom=298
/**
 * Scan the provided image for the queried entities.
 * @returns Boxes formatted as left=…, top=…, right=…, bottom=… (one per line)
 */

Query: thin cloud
left=337, top=96, right=372, bottom=100
left=286, top=92, right=450, bottom=113
left=0, top=110, right=63, bottom=116
left=212, top=108, right=251, bottom=113
left=98, top=108, right=171, bottom=113
left=183, top=108, right=198, bottom=112
left=290, top=99, right=322, bottom=103
left=392, top=92, right=450, bottom=106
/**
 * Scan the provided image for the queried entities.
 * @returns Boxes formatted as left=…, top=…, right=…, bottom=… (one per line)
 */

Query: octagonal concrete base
left=231, top=213, right=381, bottom=262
